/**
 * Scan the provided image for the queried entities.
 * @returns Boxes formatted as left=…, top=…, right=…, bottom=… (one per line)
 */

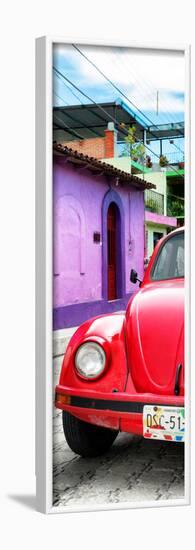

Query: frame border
left=35, top=36, right=191, bottom=514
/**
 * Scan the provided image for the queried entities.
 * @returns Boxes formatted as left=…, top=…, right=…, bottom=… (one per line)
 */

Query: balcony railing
left=118, top=142, right=184, bottom=167
left=149, top=151, right=184, bottom=166
left=145, top=189, right=164, bottom=215
left=167, top=194, right=185, bottom=218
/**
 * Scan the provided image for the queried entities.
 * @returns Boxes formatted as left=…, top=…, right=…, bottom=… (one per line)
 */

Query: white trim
left=184, top=44, right=191, bottom=506
left=50, top=497, right=189, bottom=515
left=36, top=37, right=191, bottom=514
left=36, top=36, right=53, bottom=513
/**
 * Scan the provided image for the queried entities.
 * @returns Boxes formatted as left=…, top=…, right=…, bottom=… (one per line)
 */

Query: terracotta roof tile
left=53, top=143, right=156, bottom=191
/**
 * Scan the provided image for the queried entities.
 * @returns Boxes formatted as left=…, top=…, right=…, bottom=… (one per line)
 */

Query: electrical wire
left=72, top=41, right=184, bottom=167
left=72, top=44, right=184, bottom=161
left=53, top=65, right=184, bottom=179
left=54, top=67, right=183, bottom=177
left=72, top=44, right=184, bottom=136
left=111, top=49, right=182, bottom=125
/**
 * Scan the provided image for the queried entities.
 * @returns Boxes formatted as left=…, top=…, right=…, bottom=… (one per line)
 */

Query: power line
left=53, top=66, right=124, bottom=126
left=80, top=44, right=184, bottom=131
left=54, top=72, right=83, bottom=104
left=54, top=114, right=85, bottom=140
left=76, top=44, right=184, bottom=160
left=54, top=84, right=123, bottom=141
left=55, top=104, right=103, bottom=139
left=55, top=81, right=184, bottom=163
left=54, top=70, right=124, bottom=129
left=112, top=50, right=181, bottom=125
left=54, top=82, right=168, bottom=150
left=53, top=91, right=69, bottom=106
left=53, top=65, right=183, bottom=179
left=72, top=44, right=184, bottom=141
left=53, top=66, right=183, bottom=178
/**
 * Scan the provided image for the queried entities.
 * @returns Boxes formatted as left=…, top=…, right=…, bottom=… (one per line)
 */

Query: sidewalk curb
left=53, top=327, right=78, bottom=358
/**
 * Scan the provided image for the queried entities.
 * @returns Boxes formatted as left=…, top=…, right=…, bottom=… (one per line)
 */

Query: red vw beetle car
left=55, top=227, right=184, bottom=456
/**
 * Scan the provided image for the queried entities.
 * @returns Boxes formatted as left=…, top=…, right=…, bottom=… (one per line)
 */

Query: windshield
left=152, top=232, right=184, bottom=281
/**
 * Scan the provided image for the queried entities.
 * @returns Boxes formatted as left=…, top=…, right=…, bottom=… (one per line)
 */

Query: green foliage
left=123, top=125, right=145, bottom=162
left=145, top=198, right=159, bottom=213
left=146, top=155, right=153, bottom=168
left=167, top=198, right=184, bottom=217
left=159, top=154, right=168, bottom=167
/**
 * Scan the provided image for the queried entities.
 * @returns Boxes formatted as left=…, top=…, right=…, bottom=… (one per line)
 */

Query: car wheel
left=62, top=411, right=119, bottom=457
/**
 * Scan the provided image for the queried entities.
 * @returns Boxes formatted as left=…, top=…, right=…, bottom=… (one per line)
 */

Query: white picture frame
left=35, top=36, right=191, bottom=514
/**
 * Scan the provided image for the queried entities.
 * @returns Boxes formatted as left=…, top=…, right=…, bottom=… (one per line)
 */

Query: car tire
left=62, top=411, right=119, bottom=457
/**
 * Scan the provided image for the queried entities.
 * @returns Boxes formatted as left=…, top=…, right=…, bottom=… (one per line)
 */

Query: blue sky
left=53, top=44, right=185, bottom=159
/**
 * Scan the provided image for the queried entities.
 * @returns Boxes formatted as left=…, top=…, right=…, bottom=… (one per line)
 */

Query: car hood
left=125, top=280, right=184, bottom=395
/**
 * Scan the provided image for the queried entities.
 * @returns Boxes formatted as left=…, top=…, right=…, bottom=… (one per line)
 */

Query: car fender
left=59, top=312, right=128, bottom=393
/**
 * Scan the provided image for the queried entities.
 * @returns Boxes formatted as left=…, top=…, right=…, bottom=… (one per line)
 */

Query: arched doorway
left=102, top=189, right=125, bottom=302
left=107, top=202, right=117, bottom=300
left=53, top=195, right=86, bottom=308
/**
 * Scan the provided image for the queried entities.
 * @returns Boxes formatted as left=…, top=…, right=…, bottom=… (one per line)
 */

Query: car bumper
left=55, top=385, right=184, bottom=437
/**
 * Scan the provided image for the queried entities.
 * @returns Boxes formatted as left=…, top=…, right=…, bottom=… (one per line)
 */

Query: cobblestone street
left=53, top=350, right=184, bottom=509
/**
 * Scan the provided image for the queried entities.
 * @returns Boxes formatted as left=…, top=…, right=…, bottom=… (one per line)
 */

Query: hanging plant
left=146, top=155, right=153, bottom=168
left=159, top=154, right=168, bottom=167
left=124, top=125, right=145, bottom=163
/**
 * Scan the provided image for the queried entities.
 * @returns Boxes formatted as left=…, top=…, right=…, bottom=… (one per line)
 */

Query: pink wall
left=145, top=210, right=177, bottom=227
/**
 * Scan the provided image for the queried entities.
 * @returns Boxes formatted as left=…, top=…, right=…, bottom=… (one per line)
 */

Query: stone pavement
left=53, top=332, right=184, bottom=509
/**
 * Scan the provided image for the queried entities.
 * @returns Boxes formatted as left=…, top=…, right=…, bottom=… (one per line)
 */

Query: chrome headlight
left=75, top=342, right=106, bottom=379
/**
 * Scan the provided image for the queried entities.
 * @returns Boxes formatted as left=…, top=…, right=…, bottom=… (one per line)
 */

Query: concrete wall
left=146, top=223, right=167, bottom=258
left=102, top=158, right=168, bottom=215
left=102, top=156, right=131, bottom=174
left=142, top=170, right=167, bottom=215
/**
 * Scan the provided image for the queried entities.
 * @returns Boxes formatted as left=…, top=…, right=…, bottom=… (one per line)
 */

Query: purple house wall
left=53, top=149, right=149, bottom=330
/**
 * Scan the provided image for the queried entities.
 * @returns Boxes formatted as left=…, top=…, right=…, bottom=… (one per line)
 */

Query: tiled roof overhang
left=53, top=144, right=156, bottom=191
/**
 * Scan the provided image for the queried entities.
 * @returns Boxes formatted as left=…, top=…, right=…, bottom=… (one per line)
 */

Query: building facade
left=102, top=156, right=178, bottom=260
left=53, top=145, right=154, bottom=330
left=57, top=119, right=178, bottom=261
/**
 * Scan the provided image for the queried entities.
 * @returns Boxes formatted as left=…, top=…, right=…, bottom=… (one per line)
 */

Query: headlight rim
left=74, top=337, right=110, bottom=381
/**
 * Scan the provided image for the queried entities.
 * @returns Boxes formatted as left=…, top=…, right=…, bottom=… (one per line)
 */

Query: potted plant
left=124, top=126, right=145, bottom=164
left=167, top=199, right=184, bottom=218
left=146, top=155, right=153, bottom=168
left=159, top=154, right=168, bottom=167
left=145, top=198, right=158, bottom=213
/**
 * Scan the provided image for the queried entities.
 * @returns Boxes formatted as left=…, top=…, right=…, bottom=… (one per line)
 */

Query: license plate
left=143, top=405, right=185, bottom=442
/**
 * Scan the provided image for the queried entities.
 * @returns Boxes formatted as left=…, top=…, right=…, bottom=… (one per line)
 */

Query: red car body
left=55, top=227, right=184, bottom=452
